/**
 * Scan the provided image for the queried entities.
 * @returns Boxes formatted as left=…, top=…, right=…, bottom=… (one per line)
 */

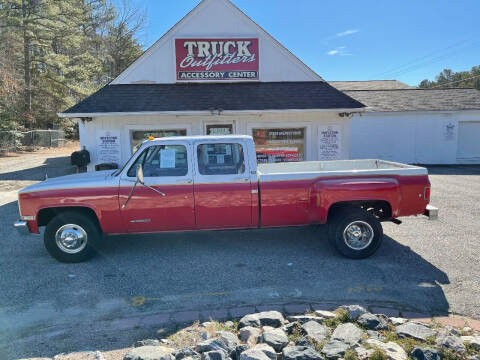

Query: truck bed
left=257, top=159, right=427, bottom=181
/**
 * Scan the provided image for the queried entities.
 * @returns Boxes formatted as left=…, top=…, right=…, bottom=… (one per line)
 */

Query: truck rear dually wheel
left=328, top=207, right=383, bottom=259
left=44, top=211, right=100, bottom=263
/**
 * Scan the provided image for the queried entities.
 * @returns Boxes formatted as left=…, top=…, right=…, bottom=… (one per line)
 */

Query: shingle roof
left=329, top=80, right=414, bottom=90
left=343, top=88, right=480, bottom=112
left=61, top=82, right=365, bottom=115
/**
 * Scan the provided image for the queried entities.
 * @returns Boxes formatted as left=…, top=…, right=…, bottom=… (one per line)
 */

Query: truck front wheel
left=328, top=208, right=383, bottom=259
left=44, top=211, right=100, bottom=263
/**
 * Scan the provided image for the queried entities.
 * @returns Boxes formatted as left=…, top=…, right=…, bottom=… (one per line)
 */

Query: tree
left=0, top=0, right=145, bottom=130
left=418, top=66, right=480, bottom=90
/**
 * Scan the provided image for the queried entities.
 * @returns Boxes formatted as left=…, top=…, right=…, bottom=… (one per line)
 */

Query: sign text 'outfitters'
left=175, top=38, right=259, bottom=80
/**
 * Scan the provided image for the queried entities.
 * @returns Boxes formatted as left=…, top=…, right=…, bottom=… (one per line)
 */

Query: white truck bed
left=257, top=159, right=428, bottom=182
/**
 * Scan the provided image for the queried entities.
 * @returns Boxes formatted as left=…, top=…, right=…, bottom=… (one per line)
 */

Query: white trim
left=357, top=109, right=480, bottom=116
left=58, top=108, right=364, bottom=118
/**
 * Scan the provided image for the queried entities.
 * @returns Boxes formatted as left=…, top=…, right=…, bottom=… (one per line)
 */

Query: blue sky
left=123, top=0, right=480, bottom=86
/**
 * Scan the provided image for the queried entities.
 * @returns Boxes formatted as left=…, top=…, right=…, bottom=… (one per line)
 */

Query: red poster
left=175, top=38, right=259, bottom=81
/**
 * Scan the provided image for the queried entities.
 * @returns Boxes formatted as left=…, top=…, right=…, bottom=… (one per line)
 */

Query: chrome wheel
left=343, top=221, right=374, bottom=251
left=55, top=224, right=88, bottom=254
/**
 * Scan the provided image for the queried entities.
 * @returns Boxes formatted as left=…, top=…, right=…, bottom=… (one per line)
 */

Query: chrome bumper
left=424, top=204, right=439, bottom=220
left=14, top=220, right=30, bottom=235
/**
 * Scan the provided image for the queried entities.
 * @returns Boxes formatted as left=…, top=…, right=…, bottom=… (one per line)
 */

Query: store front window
left=131, top=129, right=187, bottom=152
left=252, top=128, right=305, bottom=163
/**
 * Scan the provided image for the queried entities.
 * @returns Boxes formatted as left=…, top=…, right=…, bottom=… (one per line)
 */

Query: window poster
left=318, top=125, right=342, bottom=160
left=96, top=130, right=121, bottom=164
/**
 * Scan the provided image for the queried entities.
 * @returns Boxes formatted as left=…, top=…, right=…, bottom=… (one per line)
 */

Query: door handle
left=233, top=177, right=250, bottom=182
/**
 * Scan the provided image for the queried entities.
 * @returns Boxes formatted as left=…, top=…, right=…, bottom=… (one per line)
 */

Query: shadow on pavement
left=0, top=155, right=76, bottom=181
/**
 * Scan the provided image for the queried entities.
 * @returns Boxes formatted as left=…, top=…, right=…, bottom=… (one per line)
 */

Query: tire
left=44, top=211, right=100, bottom=263
left=328, top=207, right=383, bottom=259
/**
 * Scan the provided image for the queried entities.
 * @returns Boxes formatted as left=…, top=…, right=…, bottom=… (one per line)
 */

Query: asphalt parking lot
left=0, top=149, right=479, bottom=359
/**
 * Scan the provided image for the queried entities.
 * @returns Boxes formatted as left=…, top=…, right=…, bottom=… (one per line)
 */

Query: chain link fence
left=0, top=130, right=66, bottom=153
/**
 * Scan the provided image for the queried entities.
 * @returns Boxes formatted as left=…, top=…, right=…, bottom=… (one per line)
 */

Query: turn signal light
left=424, top=187, right=431, bottom=200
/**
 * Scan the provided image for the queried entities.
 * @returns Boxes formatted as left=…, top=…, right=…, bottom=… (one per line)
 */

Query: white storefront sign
left=96, top=130, right=121, bottom=164
left=318, top=125, right=342, bottom=160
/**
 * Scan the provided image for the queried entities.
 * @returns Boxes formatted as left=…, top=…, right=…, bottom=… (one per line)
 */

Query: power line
left=429, top=73, right=480, bottom=88
left=369, top=37, right=479, bottom=79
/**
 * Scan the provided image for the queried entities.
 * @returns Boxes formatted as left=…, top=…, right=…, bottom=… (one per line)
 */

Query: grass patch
left=344, top=349, right=358, bottom=360
left=288, top=323, right=304, bottom=343
left=369, top=349, right=387, bottom=360
left=465, top=342, right=480, bottom=356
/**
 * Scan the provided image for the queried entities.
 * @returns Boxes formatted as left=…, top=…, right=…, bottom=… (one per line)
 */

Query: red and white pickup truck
left=15, top=135, right=438, bottom=262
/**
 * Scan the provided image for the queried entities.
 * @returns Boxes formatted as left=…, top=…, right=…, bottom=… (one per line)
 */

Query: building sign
left=444, top=122, right=455, bottom=141
left=318, top=125, right=342, bottom=160
left=206, top=124, right=233, bottom=135
left=96, top=130, right=121, bottom=164
left=175, top=38, right=259, bottom=81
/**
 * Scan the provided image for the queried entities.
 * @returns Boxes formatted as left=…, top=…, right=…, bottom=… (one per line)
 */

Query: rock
left=235, top=345, right=249, bottom=360
left=239, top=326, right=262, bottom=343
left=366, top=330, right=386, bottom=342
left=284, top=322, right=300, bottom=335
left=301, top=321, right=329, bottom=342
left=224, top=321, right=235, bottom=328
left=202, top=351, right=226, bottom=360
left=332, top=323, right=363, bottom=345
left=295, top=337, right=314, bottom=348
left=238, top=312, right=284, bottom=329
left=174, top=348, right=200, bottom=360
left=287, top=315, right=323, bottom=324
left=314, top=310, right=336, bottom=319
left=462, top=335, right=480, bottom=351
left=366, top=339, right=407, bottom=360
left=396, top=322, right=436, bottom=341
left=239, top=348, right=270, bottom=360
left=389, top=317, right=408, bottom=326
left=217, top=331, right=239, bottom=351
left=355, top=346, right=375, bottom=360
left=261, top=328, right=289, bottom=352
left=340, top=305, right=367, bottom=320
left=436, top=334, right=466, bottom=353
left=135, top=340, right=161, bottom=347
left=468, top=356, right=480, bottom=360
left=358, top=313, right=388, bottom=330
left=196, top=339, right=232, bottom=355
left=124, top=346, right=174, bottom=360
left=410, top=347, right=440, bottom=360
left=463, top=326, right=473, bottom=333
left=283, top=346, right=323, bottom=360
left=250, top=344, right=276, bottom=360
left=321, top=341, right=349, bottom=360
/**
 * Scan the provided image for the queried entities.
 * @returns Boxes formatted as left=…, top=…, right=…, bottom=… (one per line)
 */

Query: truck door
left=193, top=141, right=253, bottom=229
left=119, top=141, right=195, bottom=232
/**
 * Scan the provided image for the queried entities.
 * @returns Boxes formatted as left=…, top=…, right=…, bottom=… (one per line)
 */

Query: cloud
left=336, top=29, right=359, bottom=37
left=326, top=46, right=352, bottom=56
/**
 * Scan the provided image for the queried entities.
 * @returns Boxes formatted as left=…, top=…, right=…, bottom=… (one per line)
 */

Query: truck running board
left=390, top=218, right=402, bottom=225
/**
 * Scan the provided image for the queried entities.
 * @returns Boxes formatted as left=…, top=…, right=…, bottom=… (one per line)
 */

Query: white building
left=60, top=0, right=361, bottom=171
left=331, top=80, right=480, bottom=164
left=60, top=0, right=480, bottom=170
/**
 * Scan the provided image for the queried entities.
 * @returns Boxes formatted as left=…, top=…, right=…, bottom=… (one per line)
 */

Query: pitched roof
left=343, top=88, right=480, bottom=112
left=329, top=80, right=414, bottom=90
left=60, top=82, right=365, bottom=116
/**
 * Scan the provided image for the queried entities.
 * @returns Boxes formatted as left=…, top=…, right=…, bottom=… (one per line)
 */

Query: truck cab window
left=197, top=143, right=245, bottom=175
left=127, top=145, right=188, bottom=177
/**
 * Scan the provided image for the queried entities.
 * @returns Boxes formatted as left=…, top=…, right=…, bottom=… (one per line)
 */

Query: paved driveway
left=0, top=151, right=479, bottom=359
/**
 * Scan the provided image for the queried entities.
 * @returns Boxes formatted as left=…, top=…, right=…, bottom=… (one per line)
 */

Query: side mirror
left=136, top=164, right=144, bottom=184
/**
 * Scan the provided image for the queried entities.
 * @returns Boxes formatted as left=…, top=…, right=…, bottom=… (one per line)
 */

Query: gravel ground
left=0, top=149, right=479, bottom=359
